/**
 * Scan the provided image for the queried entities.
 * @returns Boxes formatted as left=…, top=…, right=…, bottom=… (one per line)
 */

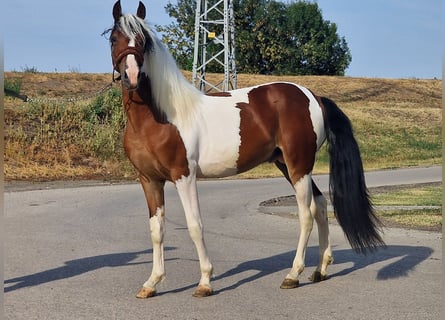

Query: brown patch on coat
left=236, top=83, right=318, bottom=184
left=206, top=92, right=232, bottom=97
left=122, top=88, right=190, bottom=184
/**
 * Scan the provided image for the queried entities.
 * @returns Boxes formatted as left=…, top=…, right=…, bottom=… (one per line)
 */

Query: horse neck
left=122, top=86, right=166, bottom=128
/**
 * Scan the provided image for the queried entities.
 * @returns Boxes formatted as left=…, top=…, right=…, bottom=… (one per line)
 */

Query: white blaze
left=126, top=38, right=140, bottom=87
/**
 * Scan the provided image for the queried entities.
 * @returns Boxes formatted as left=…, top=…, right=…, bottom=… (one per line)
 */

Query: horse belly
left=196, top=103, right=242, bottom=178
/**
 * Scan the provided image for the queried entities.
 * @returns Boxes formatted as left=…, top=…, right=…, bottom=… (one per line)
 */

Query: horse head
left=109, top=1, right=150, bottom=90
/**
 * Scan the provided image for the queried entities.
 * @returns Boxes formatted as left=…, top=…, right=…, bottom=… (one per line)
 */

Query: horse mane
left=118, top=14, right=203, bottom=127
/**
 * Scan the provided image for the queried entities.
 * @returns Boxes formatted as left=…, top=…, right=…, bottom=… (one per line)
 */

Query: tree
left=285, top=1, right=351, bottom=75
left=156, top=0, right=196, bottom=69
left=156, top=0, right=351, bottom=75
left=235, top=0, right=290, bottom=74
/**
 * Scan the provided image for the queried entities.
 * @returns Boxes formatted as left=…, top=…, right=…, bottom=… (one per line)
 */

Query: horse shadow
left=163, top=244, right=434, bottom=295
left=4, top=247, right=177, bottom=293
left=5, top=244, right=434, bottom=295
left=214, top=244, right=434, bottom=294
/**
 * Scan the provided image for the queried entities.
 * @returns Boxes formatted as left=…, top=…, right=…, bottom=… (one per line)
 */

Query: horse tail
left=321, top=97, right=385, bottom=254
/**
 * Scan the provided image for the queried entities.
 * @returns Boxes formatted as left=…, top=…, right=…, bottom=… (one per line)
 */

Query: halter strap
left=113, top=47, right=145, bottom=71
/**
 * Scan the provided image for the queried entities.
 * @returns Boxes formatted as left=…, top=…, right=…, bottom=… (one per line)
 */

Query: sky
left=2, top=0, right=442, bottom=79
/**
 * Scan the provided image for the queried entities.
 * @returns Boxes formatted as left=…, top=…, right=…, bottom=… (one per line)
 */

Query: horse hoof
left=309, top=271, right=328, bottom=283
left=280, top=278, right=299, bottom=289
left=192, top=285, right=213, bottom=297
left=136, top=287, right=156, bottom=299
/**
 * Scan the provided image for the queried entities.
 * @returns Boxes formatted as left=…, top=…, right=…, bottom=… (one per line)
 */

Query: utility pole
left=192, top=0, right=237, bottom=92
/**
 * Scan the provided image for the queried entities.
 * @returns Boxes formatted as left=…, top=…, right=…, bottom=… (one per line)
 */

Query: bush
left=5, top=87, right=135, bottom=180
left=83, top=87, right=127, bottom=160
left=22, top=65, right=39, bottom=73
left=4, top=78, right=22, bottom=95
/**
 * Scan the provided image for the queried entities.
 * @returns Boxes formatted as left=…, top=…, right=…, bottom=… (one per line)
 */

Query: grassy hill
left=4, top=72, right=442, bottom=181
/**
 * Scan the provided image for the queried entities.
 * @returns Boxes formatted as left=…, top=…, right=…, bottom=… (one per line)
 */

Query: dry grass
left=4, top=72, right=442, bottom=181
left=4, top=72, right=112, bottom=102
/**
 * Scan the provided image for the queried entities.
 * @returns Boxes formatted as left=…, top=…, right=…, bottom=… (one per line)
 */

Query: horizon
left=2, top=0, right=442, bottom=79
left=3, top=69, right=441, bottom=81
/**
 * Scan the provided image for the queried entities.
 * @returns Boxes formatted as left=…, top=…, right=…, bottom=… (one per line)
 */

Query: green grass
left=325, top=185, right=442, bottom=230
left=356, top=122, right=442, bottom=169
left=372, top=185, right=442, bottom=229
left=373, top=185, right=442, bottom=206
left=4, top=78, right=22, bottom=96
left=378, top=209, right=441, bottom=229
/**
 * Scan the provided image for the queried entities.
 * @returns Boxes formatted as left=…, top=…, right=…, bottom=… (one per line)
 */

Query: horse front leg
left=136, top=175, right=166, bottom=299
left=175, top=169, right=214, bottom=297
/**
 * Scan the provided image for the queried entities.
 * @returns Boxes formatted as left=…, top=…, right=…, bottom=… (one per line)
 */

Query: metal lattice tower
left=192, top=0, right=237, bottom=92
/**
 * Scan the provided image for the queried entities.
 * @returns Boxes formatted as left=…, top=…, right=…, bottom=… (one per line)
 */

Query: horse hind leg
left=275, top=161, right=333, bottom=286
left=309, top=182, right=333, bottom=283
left=280, top=173, right=315, bottom=289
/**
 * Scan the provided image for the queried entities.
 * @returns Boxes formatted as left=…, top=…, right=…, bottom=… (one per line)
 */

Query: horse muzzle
left=122, top=69, right=142, bottom=91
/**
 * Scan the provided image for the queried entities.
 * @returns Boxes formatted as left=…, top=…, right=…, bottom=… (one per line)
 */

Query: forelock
left=117, top=14, right=153, bottom=50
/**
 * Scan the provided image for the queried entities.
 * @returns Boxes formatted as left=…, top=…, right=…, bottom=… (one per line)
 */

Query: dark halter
left=112, top=47, right=145, bottom=82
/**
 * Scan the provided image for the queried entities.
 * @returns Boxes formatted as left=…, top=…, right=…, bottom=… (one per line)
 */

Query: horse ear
left=137, top=1, right=146, bottom=20
left=113, top=0, right=122, bottom=22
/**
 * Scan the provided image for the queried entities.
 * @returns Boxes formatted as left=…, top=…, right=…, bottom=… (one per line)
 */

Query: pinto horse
left=107, top=1, right=384, bottom=298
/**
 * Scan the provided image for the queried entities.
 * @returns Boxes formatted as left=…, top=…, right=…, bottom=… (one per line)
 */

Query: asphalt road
left=4, top=167, right=442, bottom=320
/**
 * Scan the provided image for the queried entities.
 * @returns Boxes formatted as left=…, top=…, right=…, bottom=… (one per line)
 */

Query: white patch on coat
left=294, top=84, right=325, bottom=149
left=149, top=206, right=165, bottom=244
left=143, top=206, right=165, bottom=289
left=175, top=88, right=252, bottom=178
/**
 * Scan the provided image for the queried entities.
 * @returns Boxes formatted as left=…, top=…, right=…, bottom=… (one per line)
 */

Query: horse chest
left=124, top=123, right=190, bottom=180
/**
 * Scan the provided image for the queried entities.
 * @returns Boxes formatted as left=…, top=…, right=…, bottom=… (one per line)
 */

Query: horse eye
left=110, top=36, right=117, bottom=45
